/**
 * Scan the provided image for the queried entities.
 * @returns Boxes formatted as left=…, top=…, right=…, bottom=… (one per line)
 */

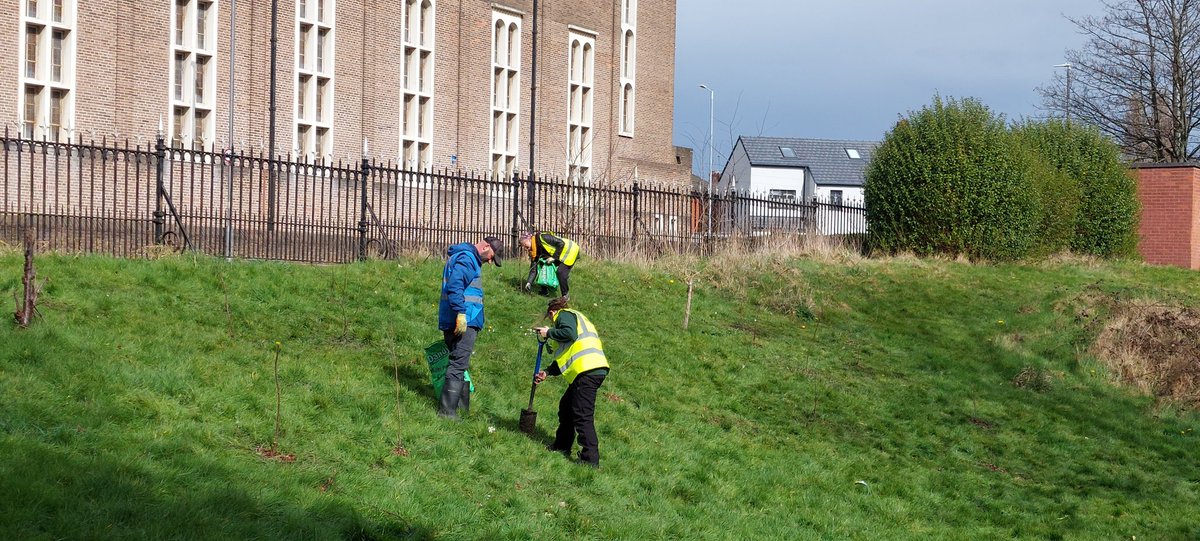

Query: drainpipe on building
left=267, top=0, right=279, bottom=232
left=528, top=0, right=539, bottom=179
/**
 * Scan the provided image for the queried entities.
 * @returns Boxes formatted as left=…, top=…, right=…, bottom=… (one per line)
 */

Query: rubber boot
left=438, top=380, right=464, bottom=420
left=457, top=384, right=471, bottom=417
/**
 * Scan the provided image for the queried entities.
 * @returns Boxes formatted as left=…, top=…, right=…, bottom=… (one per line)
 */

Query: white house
left=717, top=136, right=877, bottom=234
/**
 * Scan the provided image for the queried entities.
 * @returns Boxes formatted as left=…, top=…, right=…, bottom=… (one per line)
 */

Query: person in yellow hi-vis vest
left=533, top=296, right=609, bottom=467
left=520, top=231, right=580, bottom=298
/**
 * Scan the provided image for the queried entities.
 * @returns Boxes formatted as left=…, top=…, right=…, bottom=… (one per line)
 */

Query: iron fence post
left=631, top=181, right=640, bottom=241
left=510, top=172, right=521, bottom=253
left=154, top=131, right=166, bottom=244
left=526, top=171, right=536, bottom=231
left=358, top=155, right=370, bottom=261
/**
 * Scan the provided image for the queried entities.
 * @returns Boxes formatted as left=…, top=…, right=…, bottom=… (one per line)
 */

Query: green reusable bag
left=425, top=341, right=474, bottom=397
left=535, top=260, right=560, bottom=289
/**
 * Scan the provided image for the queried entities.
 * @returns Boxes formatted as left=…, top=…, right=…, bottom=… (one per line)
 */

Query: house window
left=19, top=0, right=76, bottom=141
left=845, top=148, right=861, bottom=159
left=22, top=87, right=38, bottom=139
left=768, top=189, right=797, bottom=204
left=401, top=0, right=435, bottom=170
left=779, top=146, right=796, bottom=158
left=567, top=29, right=594, bottom=183
left=652, top=213, right=678, bottom=235
left=169, top=0, right=218, bottom=150
left=490, top=9, right=520, bottom=178
left=830, top=190, right=843, bottom=206
left=295, top=0, right=335, bottom=161
left=618, top=0, right=636, bottom=136
left=25, top=26, right=38, bottom=78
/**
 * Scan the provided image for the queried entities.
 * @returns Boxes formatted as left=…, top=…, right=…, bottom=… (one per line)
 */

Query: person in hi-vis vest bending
left=533, top=296, right=610, bottom=467
left=520, top=231, right=580, bottom=298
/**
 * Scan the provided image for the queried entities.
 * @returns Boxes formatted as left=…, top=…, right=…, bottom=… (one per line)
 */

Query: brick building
left=0, top=0, right=690, bottom=186
left=1134, top=164, right=1200, bottom=270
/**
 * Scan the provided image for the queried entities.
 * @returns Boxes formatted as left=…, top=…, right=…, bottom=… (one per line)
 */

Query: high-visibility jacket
left=550, top=309, right=608, bottom=383
left=534, top=233, right=580, bottom=266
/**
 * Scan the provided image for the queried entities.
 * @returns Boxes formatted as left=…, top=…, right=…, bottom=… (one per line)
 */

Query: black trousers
left=556, top=264, right=572, bottom=297
left=551, top=370, right=607, bottom=465
left=441, top=327, right=477, bottom=383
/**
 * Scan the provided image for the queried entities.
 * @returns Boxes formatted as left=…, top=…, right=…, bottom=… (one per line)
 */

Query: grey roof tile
left=740, top=136, right=879, bottom=186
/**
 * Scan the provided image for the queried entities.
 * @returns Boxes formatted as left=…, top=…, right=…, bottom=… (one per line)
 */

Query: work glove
left=454, top=313, right=467, bottom=335
left=524, top=282, right=532, bottom=292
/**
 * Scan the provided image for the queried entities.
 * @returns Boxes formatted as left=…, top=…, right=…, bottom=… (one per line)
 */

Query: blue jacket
left=438, top=243, right=485, bottom=330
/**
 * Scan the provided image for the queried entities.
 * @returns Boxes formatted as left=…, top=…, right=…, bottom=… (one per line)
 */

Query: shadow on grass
left=0, top=438, right=435, bottom=540
left=381, top=363, right=437, bottom=409
left=493, top=408, right=556, bottom=446
left=502, top=274, right=560, bottom=298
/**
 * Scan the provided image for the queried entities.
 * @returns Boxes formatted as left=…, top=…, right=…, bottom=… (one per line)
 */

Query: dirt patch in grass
left=1086, top=294, right=1200, bottom=409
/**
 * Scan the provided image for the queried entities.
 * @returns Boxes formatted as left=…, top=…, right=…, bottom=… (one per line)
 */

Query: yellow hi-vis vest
left=539, top=233, right=580, bottom=266
left=551, top=309, right=608, bottom=383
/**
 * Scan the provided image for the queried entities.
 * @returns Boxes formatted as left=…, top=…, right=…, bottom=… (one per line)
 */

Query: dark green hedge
left=1013, top=120, right=1140, bottom=257
left=865, top=97, right=1039, bottom=260
left=866, top=96, right=1140, bottom=260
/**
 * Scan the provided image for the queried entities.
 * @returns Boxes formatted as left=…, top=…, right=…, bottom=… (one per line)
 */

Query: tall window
left=400, top=0, right=435, bottom=170
left=169, top=0, right=218, bottom=149
left=567, top=30, right=594, bottom=183
left=490, top=9, right=521, bottom=178
left=296, top=0, right=335, bottom=161
left=19, top=0, right=76, bottom=140
left=619, top=0, right=636, bottom=136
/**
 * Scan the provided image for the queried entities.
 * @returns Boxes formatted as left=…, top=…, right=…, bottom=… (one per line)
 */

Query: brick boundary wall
left=1133, top=164, right=1200, bottom=270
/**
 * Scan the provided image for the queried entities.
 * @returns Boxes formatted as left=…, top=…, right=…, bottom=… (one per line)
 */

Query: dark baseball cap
left=483, top=236, right=504, bottom=267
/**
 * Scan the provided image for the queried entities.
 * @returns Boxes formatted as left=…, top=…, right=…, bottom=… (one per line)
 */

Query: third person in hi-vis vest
left=533, top=296, right=609, bottom=468
left=520, top=231, right=580, bottom=299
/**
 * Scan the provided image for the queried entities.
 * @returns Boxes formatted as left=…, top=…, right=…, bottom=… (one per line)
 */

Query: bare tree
left=1040, top=0, right=1200, bottom=162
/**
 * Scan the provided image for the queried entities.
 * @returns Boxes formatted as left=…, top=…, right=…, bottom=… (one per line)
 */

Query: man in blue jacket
left=437, top=236, right=503, bottom=419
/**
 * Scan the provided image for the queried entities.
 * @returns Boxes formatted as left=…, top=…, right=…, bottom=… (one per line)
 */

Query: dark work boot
left=438, top=380, right=464, bottom=420
left=457, top=385, right=471, bottom=417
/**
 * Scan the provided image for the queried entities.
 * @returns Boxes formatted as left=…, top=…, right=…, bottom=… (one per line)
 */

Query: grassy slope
left=0, top=252, right=1197, bottom=540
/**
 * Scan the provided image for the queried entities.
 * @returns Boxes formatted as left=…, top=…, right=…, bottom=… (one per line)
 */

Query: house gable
left=739, top=136, right=878, bottom=187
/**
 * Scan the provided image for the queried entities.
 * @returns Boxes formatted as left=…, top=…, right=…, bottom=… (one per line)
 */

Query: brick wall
left=1134, top=164, right=1200, bottom=270
left=0, top=0, right=690, bottom=186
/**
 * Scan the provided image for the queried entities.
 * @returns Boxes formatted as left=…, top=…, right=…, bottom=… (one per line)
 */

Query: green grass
left=1, top=251, right=1198, bottom=540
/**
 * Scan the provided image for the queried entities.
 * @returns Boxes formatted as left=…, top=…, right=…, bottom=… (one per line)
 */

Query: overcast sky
left=673, top=0, right=1107, bottom=176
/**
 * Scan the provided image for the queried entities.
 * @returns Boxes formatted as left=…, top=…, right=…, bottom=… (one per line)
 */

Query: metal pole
left=226, top=0, right=236, bottom=260
left=267, top=0, right=278, bottom=231
left=1065, top=65, right=1072, bottom=124
left=699, top=84, right=714, bottom=239
left=528, top=0, right=539, bottom=177
left=708, top=89, right=713, bottom=239
left=1054, top=62, right=1072, bottom=124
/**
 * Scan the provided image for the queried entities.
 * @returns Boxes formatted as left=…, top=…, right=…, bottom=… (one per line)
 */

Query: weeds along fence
left=1, top=130, right=869, bottom=263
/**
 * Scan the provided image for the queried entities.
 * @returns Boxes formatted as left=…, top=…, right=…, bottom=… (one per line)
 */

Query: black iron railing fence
left=1, top=129, right=869, bottom=263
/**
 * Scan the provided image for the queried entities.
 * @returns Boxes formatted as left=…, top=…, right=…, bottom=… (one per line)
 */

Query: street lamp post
left=1054, top=62, right=1072, bottom=124
left=699, top=84, right=714, bottom=239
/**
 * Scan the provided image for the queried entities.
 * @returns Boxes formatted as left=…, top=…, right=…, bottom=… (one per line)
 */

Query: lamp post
left=699, top=84, right=714, bottom=239
left=1054, top=62, right=1072, bottom=124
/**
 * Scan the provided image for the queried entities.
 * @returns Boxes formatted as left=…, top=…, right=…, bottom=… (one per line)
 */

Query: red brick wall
left=1135, top=165, right=1200, bottom=270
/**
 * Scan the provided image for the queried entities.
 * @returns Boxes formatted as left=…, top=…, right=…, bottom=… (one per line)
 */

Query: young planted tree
left=13, top=228, right=41, bottom=328
left=1040, top=0, right=1200, bottom=162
